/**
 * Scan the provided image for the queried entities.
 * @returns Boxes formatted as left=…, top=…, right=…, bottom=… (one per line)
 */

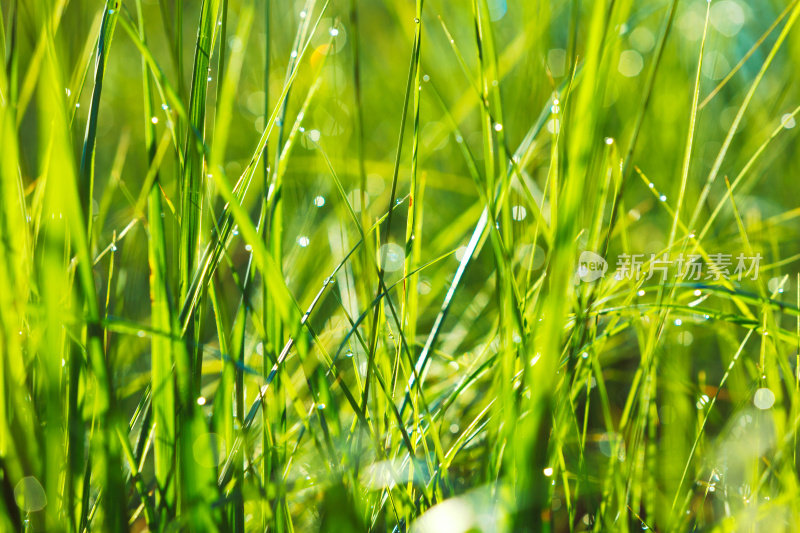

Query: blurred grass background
left=2, top=0, right=800, bottom=531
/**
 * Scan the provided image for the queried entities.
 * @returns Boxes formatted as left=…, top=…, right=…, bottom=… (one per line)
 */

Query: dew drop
left=511, top=205, right=527, bottom=221
left=380, top=243, right=405, bottom=272
left=297, top=235, right=310, bottom=247
left=754, top=388, right=775, bottom=409
left=696, top=394, right=709, bottom=409
left=14, top=477, right=46, bottom=512
left=418, top=279, right=431, bottom=294
left=313, top=195, right=326, bottom=207
left=618, top=49, right=644, bottom=77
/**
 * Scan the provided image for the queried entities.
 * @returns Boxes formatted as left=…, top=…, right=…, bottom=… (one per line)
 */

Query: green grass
left=2, top=0, right=800, bottom=531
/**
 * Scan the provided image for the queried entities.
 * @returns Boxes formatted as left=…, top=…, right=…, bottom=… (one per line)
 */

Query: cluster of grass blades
left=2, top=0, right=800, bottom=531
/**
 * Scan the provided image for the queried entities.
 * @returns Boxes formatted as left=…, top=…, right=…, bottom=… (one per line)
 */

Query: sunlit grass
left=2, top=0, right=800, bottom=531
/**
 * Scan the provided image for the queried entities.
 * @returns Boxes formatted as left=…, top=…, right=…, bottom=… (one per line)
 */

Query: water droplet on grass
left=297, top=235, right=310, bottom=247
left=696, top=394, right=710, bottom=409
left=14, top=477, right=46, bottom=512
left=418, top=279, right=432, bottom=294
left=313, top=195, right=325, bottom=207
left=618, top=49, right=644, bottom=77
left=754, top=388, right=775, bottom=409
left=380, top=243, right=405, bottom=272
